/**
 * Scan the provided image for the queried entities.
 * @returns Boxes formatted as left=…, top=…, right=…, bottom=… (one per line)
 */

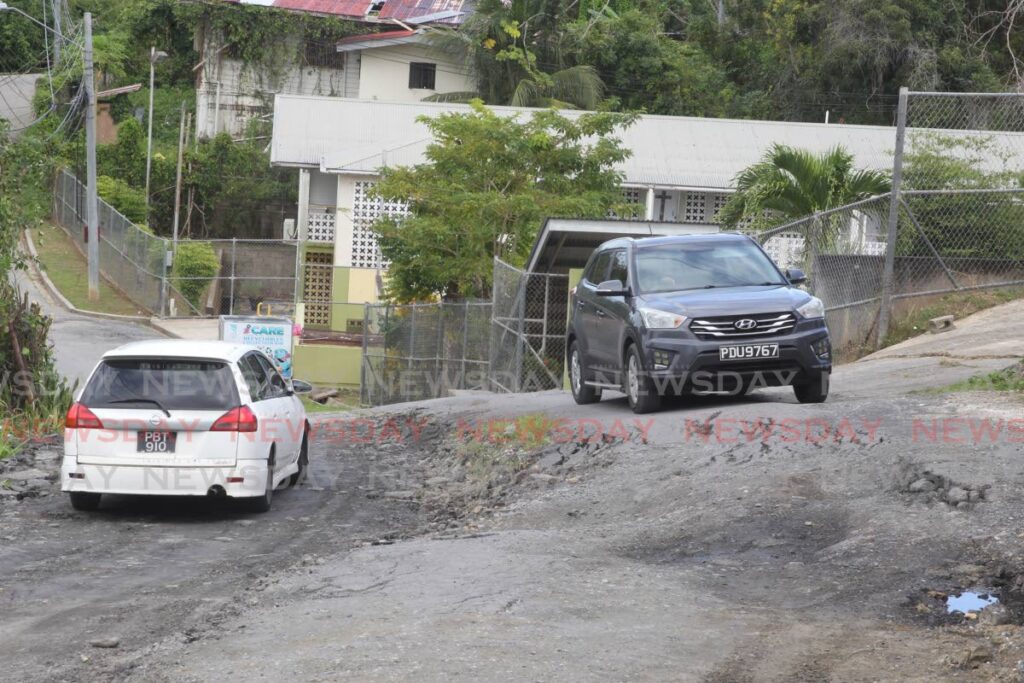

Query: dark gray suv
left=566, top=234, right=832, bottom=413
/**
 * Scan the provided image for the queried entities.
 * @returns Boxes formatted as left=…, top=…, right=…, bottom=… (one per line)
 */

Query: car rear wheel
left=69, top=491, right=101, bottom=511
left=625, top=345, right=661, bottom=414
left=794, top=371, right=830, bottom=403
left=569, top=341, right=601, bottom=405
left=288, top=436, right=308, bottom=487
left=245, top=458, right=275, bottom=513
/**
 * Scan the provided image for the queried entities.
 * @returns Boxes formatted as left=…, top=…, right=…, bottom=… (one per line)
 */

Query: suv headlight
left=796, top=296, right=825, bottom=319
left=639, top=307, right=687, bottom=329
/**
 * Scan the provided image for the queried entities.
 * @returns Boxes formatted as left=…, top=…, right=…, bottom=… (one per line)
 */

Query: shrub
left=173, top=241, right=220, bottom=310
left=97, top=175, right=147, bottom=224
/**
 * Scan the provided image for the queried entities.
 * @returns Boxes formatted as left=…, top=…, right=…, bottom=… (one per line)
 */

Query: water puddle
left=946, top=590, right=999, bottom=614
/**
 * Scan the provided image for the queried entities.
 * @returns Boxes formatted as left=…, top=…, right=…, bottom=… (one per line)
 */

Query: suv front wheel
left=794, top=371, right=830, bottom=403
left=625, top=345, right=661, bottom=414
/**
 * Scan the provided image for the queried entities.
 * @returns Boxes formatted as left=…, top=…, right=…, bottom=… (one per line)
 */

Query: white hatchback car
left=62, top=340, right=311, bottom=513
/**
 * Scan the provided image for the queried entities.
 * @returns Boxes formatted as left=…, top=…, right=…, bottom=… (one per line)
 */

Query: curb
left=147, top=318, right=182, bottom=339
left=22, top=228, right=160, bottom=327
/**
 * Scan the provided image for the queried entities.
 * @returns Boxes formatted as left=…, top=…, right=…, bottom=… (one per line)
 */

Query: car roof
left=102, top=339, right=257, bottom=362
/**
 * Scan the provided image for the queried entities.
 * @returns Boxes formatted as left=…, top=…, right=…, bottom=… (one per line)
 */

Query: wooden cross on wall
left=655, top=191, right=672, bottom=221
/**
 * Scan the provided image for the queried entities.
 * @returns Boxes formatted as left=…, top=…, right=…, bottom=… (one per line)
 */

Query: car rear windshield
left=635, top=241, right=786, bottom=293
left=81, top=359, right=239, bottom=412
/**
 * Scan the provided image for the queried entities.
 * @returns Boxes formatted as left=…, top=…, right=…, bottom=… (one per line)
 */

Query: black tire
left=245, top=457, right=275, bottom=513
left=568, top=340, right=601, bottom=405
left=69, top=491, right=101, bottom=511
left=624, top=344, right=661, bottom=414
left=794, top=371, right=830, bottom=403
left=288, top=436, right=308, bottom=487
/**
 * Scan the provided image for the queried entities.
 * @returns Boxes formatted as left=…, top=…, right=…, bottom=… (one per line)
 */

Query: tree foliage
left=719, top=144, right=891, bottom=232
left=373, top=103, right=636, bottom=301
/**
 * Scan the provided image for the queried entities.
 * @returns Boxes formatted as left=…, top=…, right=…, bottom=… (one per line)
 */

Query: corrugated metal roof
left=229, top=0, right=468, bottom=23
left=271, top=96, right=900, bottom=190
left=378, top=0, right=465, bottom=21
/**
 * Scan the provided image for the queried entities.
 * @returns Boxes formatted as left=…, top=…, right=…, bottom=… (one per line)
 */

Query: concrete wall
left=196, top=31, right=358, bottom=138
left=358, top=44, right=473, bottom=102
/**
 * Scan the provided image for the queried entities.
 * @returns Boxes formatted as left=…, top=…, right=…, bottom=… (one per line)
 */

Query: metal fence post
left=229, top=238, right=237, bottom=316
left=877, top=86, right=909, bottom=348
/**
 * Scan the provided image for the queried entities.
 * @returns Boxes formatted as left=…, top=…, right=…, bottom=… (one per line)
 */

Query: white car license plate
left=719, top=343, right=780, bottom=361
left=137, top=431, right=177, bottom=453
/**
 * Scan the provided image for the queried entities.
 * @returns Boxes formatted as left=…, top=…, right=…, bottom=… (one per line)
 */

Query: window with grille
left=303, top=41, right=346, bottom=69
left=408, top=62, right=436, bottom=90
left=709, top=193, right=729, bottom=222
left=682, top=192, right=707, bottom=223
left=352, top=181, right=409, bottom=269
left=302, top=250, right=334, bottom=329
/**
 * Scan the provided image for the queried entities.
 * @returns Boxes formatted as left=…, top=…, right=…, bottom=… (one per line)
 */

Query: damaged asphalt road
left=4, top=348, right=1024, bottom=680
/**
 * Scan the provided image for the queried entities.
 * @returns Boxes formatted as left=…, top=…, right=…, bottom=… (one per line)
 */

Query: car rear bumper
left=60, top=457, right=270, bottom=498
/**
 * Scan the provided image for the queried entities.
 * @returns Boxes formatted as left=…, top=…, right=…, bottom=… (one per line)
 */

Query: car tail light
left=66, top=402, right=103, bottom=429
left=211, top=406, right=258, bottom=433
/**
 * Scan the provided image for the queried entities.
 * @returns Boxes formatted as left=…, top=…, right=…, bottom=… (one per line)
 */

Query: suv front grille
left=689, top=312, right=797, bottom=339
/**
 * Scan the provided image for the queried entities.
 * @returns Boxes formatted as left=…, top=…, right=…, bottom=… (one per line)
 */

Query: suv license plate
left=719, top=344, right=780, bottom=361
left=137, top=431, right=177, bottom=453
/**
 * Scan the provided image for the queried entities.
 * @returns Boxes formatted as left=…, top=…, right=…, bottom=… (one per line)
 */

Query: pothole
left=946, top=590, right=999, bottom=615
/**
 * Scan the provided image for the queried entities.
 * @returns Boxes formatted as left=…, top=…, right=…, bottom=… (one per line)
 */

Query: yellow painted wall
left=293, top=343, right=362, bottom=387
left=347, top=267, right=379, bottom=303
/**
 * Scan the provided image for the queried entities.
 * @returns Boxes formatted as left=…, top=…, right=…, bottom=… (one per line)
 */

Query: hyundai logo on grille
left=734, top=318, right=758, bottom=330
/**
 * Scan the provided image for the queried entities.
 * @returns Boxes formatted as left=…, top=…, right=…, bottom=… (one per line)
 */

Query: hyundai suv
left=566, top=234, right=832, bottom=413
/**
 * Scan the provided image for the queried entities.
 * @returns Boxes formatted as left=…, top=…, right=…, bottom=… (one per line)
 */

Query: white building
left=194, top=5, right=474, bottom=137
left=269, top=95, right=898, bottom=280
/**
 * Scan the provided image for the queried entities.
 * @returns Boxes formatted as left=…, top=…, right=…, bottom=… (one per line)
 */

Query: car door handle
left=595, top=309, right=606, bottom=317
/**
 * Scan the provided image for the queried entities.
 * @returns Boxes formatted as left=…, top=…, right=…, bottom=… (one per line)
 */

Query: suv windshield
left=81, top=359, right=239, bottom=412
left=635, top=240, right=786, bottom=293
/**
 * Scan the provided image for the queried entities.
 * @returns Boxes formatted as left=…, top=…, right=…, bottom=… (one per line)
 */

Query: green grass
left=883, top=288, right=1024, bottom=348
left=301, top=387, right=362, bottom=413
left=30, top=223, right=144, bottom=317
left=935, top=361, right=1024, bottom=395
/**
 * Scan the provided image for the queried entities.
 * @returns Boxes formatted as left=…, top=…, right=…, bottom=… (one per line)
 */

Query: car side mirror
left=290, top=379, right=313, bottom=395
left=596, top=279, right=628, bottom=297
left=786, top=268, right=807, bottom=285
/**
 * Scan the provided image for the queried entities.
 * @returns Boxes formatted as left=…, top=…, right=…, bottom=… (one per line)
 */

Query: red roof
left=226, top=0, right=467, bottom=23
left=378, top=0, right=464, bottom=20
left=272, top=0, right=373, bottom=17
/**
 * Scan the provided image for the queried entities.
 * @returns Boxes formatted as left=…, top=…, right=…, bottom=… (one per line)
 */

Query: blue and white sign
left=219, top=315, right=294, bottom=378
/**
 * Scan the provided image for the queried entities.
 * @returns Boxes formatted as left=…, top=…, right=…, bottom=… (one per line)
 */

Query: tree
left=719, top=144, right=890, bottom=234
left=427, top=0, right=605, bottom=109
left=373, top=103, right=636, bottom=301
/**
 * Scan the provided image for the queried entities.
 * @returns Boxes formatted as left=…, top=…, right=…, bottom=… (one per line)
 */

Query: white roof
left=104, top=340, right=252, bottom=362
left=271, top=95, right=898, bottom=190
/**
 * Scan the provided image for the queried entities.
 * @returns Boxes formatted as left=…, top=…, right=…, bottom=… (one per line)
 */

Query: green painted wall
left=293, top=343, right=362, bottom=387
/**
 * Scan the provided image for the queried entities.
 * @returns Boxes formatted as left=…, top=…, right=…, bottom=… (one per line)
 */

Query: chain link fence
left=755, top=90, right=1024, bottom=354
left=52, top=170, right=299, bottom=317
left=489, top=259, right=570, bottom=393
left=360, top=301, right=492, bottom=406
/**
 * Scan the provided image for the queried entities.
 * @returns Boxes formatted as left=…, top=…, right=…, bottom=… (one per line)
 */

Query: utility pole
left=51, top=0, right=62, bottom=66
left=172, top=102, right=186, bottom=249
left=84, top=12, right=99, bottom=301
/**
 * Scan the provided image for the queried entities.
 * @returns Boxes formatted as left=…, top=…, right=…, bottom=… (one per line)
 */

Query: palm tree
left=424, top=0, right=604, bottom=109
left=719, top=144, right=891, bottom=238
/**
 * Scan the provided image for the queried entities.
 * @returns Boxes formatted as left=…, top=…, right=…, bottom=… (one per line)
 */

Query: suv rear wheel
left=569, top=341, right=601, bottom=405
left=625, top=345, right=661, bottom=414
left=794, top=371, right=829, bottom=403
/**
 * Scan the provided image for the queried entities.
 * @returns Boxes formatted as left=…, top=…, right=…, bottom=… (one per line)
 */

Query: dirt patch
left=896, top=459, right=990, bottom=510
